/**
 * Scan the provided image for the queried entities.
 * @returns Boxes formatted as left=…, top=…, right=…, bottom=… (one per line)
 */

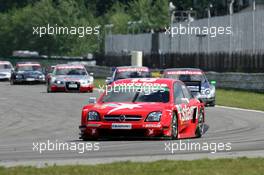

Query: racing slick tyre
left=209, top=100, right=215, bottom=107
left=195, top=109, right=204, bottom=138
left=47, top=83, right=51, bottom=93
left=170, top=112, right=179, bottom=140
left=10, top=78, right=16, bottom=85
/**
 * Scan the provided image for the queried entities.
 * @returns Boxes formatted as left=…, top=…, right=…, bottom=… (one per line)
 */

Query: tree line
left=0, top=0, right=249, bottom=57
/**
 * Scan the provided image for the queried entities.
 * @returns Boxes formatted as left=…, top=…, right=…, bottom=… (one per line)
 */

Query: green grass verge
left=94, top=78, right=106, bottom=88
left=216, top=89, right=264, bottom=111
left=1, top=158, right=264, bottom=175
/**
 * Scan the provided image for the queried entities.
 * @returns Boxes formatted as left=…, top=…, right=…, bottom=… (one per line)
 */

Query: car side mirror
left=88, top=97, right=96, bottom=104
left=105, top=77, right=112, bottom=85
left=210, top=80, right=216, bottom=86
left=181, top=98, right=189, bottom=104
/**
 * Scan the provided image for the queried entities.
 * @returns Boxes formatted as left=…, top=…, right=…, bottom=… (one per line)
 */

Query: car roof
left=164, top=68, right=203, bottom=72
left=116, top=66, right=149, bottom=69
left=112, top=78, right=180, bottom=87
left=0, top=61, right=11, bottom=64
left=16, top=62, right=41, bottom=66
left=55, top=64, right=85, bottom=68
left=16, top=61, right=40, bottom=65
left=115, top=66, right=150, bottom=72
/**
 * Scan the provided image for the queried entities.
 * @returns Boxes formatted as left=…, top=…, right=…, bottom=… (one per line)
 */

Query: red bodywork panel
left=80, top=78, right=204, bottom=139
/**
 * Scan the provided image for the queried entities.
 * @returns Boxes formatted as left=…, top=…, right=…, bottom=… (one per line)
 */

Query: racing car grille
left=104, top=115, right=142, bottom=122
left=65, top=81, right=80, bottom=90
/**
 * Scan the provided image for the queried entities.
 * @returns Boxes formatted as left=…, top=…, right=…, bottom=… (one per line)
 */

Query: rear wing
left=182, top=81, right=201, bottom=93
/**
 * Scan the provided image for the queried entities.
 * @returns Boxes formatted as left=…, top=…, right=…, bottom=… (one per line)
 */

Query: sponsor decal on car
left=17, top=64, right=41, bottom=67
left=107, top=103, right=142, bottom=114
left=166, top=71, right=202, bottom=75
left=117, top=68, right=149, bottom=72
left=111, top=123, right=132, bottom=129
left=56, top=65, right=84, bottom=69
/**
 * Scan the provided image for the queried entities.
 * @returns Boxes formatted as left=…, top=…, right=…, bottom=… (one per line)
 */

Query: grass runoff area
left=216, top=89, right=264, bottom=111
left=94, top=79, right=264, bottom=111
left=1, top=158, right=264, bottom=175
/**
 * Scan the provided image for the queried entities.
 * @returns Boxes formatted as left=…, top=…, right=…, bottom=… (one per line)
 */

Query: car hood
left=17, top=70, right=44, bottom=75
left=54, top=75, right=89, bottom=81
left=0, top=69, right=11, bottom=74
left=88, top=102, right=171, bottom=116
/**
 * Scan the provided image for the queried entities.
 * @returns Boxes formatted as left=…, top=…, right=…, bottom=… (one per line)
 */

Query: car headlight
left=90, top=77, right=94, bottom=83
left=205, top=89, right=211, bottom=95
left=55, top=80, right=64, bottom=84
left=39, top=75, right=45, bottom=79
left=87, top=111, right=100, bottom=121
left=81, top=80, right=89, bottom=85
left=16, top=74, right=22, bottom=79
left=146, top=111, right=162, bottom=122
left=211, top=86, right=215, bottom=94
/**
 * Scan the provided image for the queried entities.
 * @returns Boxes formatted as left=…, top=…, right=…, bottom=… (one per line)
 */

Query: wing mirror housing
left=181, top=98, right=189, bottom=104
left=105, top=77, right=113, bottom=85
left=88, top=97, right=96, bottom=104
left=210, top=80, right=216, bottom=86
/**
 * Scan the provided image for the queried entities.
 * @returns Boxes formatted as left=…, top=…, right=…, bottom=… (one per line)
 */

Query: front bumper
left=199, top=96, right=215, bottom=104
left=0, top=73, right=11, bottom=80
left=79, top=122, right=170, bottom=138
left=50, top=84, right=93, bottom=92
left=14, top=78, right=46, bottom=83
left=0, top=76, right=10, bottom=80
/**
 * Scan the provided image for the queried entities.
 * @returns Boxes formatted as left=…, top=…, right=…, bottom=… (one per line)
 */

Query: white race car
left=0, top=61, right=13, bottom=81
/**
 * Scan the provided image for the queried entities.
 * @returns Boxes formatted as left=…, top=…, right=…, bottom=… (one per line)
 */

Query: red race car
left=79, top=78, right=205, bottom=140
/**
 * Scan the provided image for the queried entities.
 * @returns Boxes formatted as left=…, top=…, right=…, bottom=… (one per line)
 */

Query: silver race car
left=46, top=64, right=94, bottom=93
left=164, top=68, right=216, bottom=106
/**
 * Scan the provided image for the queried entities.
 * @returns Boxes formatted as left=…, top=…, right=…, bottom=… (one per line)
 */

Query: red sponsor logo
left=166, top=71, right=202, bottom=75
left=117, top=68, right=149, bottom=72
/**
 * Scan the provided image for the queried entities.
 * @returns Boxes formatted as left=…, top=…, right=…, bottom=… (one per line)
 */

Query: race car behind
left=0, top=61, right=13, bottom=81
left=106, top=66, right=151, bottom=84
left=79, top=78, right=205, bottom=140
left=163, top=68, right=216, bottom=106
left=10, top=62, right=46, bottom=84
left=47, top=64, right=94, bottom=93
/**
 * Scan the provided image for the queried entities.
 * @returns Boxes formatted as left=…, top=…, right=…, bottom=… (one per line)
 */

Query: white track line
left=216, top=105, right=264, bottom=114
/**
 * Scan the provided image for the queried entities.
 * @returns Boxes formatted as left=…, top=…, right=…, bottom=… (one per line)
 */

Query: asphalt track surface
left=0, top=81, right=264, bottom=167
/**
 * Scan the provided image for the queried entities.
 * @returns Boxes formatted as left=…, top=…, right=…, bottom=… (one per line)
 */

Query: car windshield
left=102, top=86, right=170, bottom=103
left=0, top=64, right=11, bottom=69
left=115, top=71, right=150, bottom=80
left=17, top=65, right=41, bottom=71
left=55, top=68, right=87, bottom=76
left=165, top=72, right=206, bottom=82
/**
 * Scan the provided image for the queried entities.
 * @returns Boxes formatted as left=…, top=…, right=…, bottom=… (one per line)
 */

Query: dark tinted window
left=115, top=71, right=150, bottom=80
left=165, top=72, right=206, bottom=83
left=174, top=83, right=184, bottom=104
left=182, top=85, right=192, bottom=100
left=55, top=68, right=87, bottom=76
left=102, top=86, right=169, bottom=103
